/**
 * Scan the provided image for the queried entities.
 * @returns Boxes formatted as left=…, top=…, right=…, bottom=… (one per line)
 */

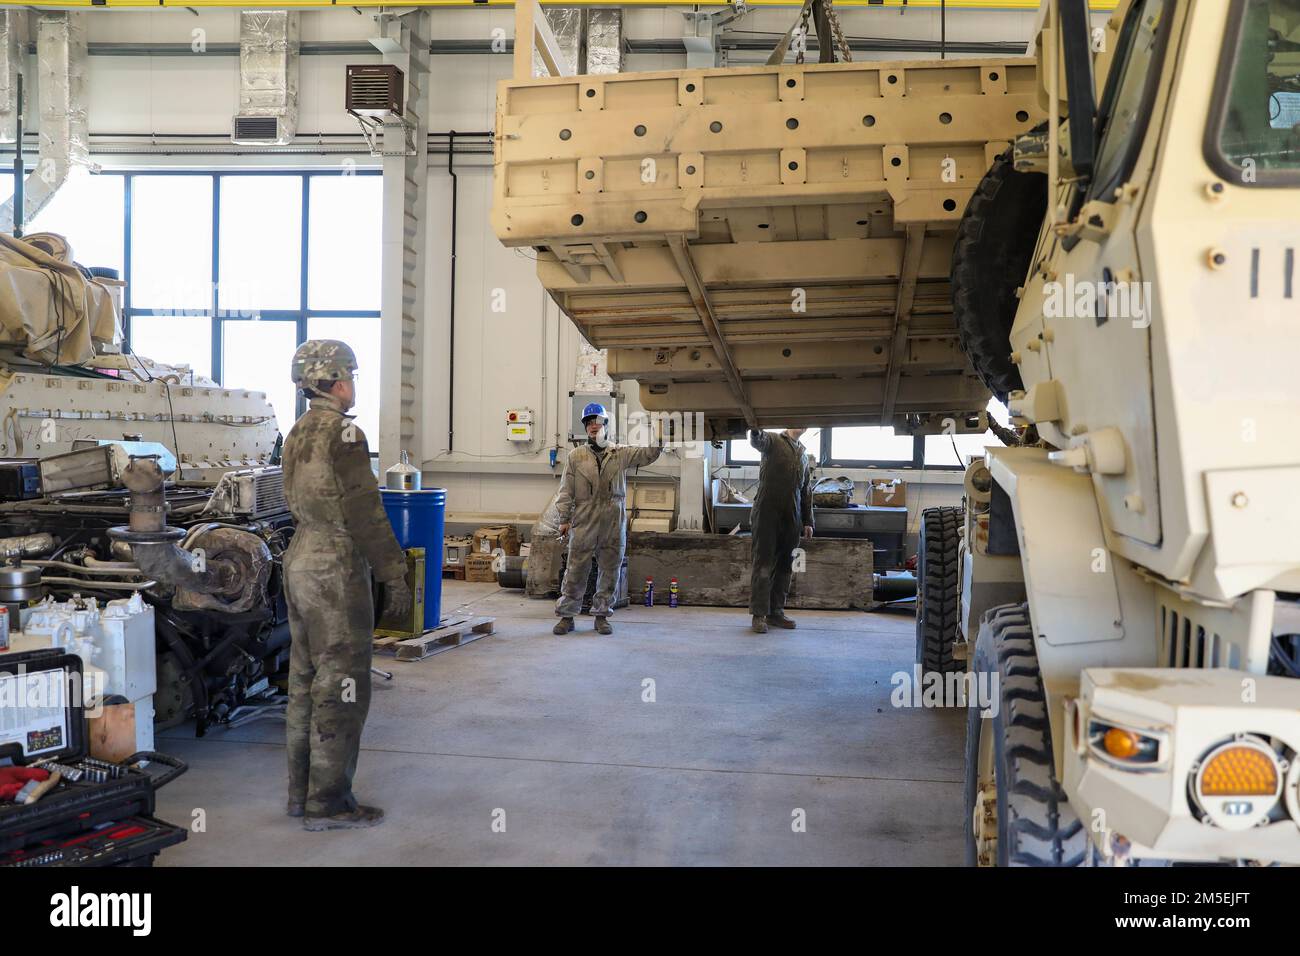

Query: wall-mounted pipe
left=447, top=129, right=457, bottom=454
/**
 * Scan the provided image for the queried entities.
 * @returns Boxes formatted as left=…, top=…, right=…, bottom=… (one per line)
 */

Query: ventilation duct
left=0, top=12, right=92, bottom=233
left=0, top=11, right=24, bottom=145
left=532, top=7, right=581, bottom=78
left=586, top=9, right=625, bottom=75
left=232, top=10, right=299, bottom=146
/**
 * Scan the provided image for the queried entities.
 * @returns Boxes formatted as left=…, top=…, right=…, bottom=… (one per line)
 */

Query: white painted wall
left=44, top=5, right=1055, bottom=537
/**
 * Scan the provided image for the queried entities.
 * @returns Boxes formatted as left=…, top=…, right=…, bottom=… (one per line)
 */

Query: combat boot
left=286, top=799, right=304, bottom=818
left=751, top=615, right=768, bottom=634
left=767, top=613, right=796, bottom=630
left=303, top=805, right=385, bottom=831
left=554, top=617, right=574, bottom=635
left=595, top=616, right=613, bottom=635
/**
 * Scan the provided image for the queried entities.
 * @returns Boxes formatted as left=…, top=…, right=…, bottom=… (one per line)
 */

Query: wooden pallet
left=443, top=564, right=466, bottom=581
left=374, top=614, right=495, bottom=662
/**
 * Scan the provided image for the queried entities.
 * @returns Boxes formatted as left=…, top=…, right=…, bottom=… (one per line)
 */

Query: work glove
left=381, top=575, right=413, bottom=622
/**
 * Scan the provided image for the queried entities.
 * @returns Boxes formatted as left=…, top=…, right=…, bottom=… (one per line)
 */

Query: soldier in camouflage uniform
left=747, top=428, right=814, bottom=634
left=282, top=339, right=411, bottom=831
left=553, top=403, right=661, bottom=635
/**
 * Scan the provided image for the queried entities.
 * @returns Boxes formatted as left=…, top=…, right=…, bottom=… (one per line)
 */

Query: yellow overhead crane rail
left=15, top=1, right=1119, bottom=10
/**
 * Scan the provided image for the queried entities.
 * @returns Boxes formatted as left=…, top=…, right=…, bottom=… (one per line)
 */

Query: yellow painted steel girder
left=14, top=1, right=1119, bottom=11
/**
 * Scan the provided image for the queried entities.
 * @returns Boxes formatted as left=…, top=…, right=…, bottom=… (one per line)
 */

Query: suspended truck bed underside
left=493, top=57, right=1045, bottom=436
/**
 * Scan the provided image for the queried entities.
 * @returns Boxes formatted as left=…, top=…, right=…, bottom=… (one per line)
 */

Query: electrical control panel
left=506, top=408, right=534, bottom=443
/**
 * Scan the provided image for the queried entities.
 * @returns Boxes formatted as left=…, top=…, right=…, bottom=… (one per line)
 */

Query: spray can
left=644, top=577, right=654, bottom=607
left=0, top=606, right=9, bottom=651
left=669, top=577, right=679, bottom=608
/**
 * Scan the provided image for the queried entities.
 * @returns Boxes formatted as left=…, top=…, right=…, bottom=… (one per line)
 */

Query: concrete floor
left=154, top=580, right=966, bottom=866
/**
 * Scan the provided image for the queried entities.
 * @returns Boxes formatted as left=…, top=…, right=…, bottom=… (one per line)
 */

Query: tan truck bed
left=493, top=57, right=1044, bottom=436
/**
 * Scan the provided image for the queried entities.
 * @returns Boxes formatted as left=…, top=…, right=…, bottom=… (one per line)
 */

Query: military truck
left=923, top=0, right=1300, bottom=865
left=496, top=0, right=1300, bottom=865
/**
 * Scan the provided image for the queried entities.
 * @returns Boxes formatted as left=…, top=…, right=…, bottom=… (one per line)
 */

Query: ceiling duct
left=586, top=9, right=625, bottom=75
left=0, top=12, right=93, bottom=233
left=0, top=11, right=25, bottom=144
left=232, top=10, right=299, bottom=146
left=532, top=7, right=581, bottom=78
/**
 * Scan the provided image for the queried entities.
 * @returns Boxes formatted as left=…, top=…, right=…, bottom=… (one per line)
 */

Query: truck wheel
left=915, top=506, right=963, bottom=674
left=950, top=147, right=1046, bottom=402
left=964, top=603, right=1088, bottom=866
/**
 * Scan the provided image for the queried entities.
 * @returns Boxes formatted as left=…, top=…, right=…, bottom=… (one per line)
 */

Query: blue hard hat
left=581, top=402, right=609, bottom=423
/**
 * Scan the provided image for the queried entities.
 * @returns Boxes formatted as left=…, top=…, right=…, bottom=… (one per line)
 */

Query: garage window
left=112, top=169, right=382, bottom=437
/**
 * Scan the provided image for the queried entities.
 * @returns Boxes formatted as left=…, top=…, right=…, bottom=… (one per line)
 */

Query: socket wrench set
left=0, top=649, right=187, bottom=865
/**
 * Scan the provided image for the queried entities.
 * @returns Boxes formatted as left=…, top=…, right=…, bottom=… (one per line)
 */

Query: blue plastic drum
left=381, top=487, right=446, bottom=630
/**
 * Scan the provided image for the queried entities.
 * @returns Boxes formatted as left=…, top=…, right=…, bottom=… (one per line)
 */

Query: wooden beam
left=880, top=224, right=925, bottom=423
left=666, top=234, right=758, bottom=429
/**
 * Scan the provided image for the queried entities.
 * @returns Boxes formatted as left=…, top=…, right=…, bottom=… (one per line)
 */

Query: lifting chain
left=794, top=0, right=813, bottom=65
left=825, top=0, right=853, bottom=63
left=788, top=0, right=852, bottom=65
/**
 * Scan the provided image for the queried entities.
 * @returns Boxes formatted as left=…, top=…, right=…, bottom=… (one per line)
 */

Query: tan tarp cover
left=0, top=232, right=122, bottom=365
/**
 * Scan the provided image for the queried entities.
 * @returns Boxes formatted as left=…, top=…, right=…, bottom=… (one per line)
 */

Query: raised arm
left=619, top=443, right=662, bottom=470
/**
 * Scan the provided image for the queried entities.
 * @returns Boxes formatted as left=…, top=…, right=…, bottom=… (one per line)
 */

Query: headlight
left=1190, top=737, right=1283, bottom=831
left=1087, top=718, right=1167, bottom=771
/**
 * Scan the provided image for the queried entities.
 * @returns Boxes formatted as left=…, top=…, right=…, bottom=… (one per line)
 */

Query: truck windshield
left=1214, top=0, right=1300, bottom=179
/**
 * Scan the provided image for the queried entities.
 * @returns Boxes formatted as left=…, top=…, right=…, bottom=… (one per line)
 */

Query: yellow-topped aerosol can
left=385, top=450, right=421, bottom=491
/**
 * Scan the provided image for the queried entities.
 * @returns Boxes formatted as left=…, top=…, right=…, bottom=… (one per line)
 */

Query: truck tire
left=915, top=506, right=963, bottom=674
left=950, top=147, right=1047, bottom=403
left=964, top=603, right=1088, bottom=866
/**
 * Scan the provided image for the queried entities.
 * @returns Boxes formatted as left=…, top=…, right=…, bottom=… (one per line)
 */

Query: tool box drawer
left=0, top=648, right=187, bottom=860
left=2, top=815, right=186, bottom=867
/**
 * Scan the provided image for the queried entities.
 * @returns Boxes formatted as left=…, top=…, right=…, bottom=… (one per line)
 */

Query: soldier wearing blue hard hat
left=551, top=401, right=660, bottom=635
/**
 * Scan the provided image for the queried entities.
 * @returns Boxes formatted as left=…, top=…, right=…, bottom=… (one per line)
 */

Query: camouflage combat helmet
left=291, top=339, right=358, bottom=387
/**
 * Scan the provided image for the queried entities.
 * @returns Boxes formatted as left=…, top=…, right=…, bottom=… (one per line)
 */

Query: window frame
left=725, top=427, right=982, bottom=470
left=1083, top=0, right=1177, bottom=208
left=118, top=169, right=382, bottom=422
left=1203, top=0, right=1300, bottom=188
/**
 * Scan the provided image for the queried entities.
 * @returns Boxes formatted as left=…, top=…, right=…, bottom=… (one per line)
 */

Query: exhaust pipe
left=110, top=458, right=272, bottom=614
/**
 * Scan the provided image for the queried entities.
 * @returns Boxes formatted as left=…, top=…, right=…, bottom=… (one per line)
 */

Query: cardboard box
left=465, top=553, right=498, bottom=583
left=869, top=479, right=907, bottom=508
left=631, top=483, right=676, bottom=511
left=630, top=515, right=673, bottom=533
left=472, top=525, right=520, bottom=557
left=87, top=701, right=150, bottom=764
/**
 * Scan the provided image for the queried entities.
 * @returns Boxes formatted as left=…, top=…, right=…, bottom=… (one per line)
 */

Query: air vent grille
left=346, top=64, right=404, bottom=117
left=232, top=115, right=281, bottom=143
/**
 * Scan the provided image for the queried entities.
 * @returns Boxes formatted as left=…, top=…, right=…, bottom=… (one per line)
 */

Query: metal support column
left=377, top=10, right=430, bottom=472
